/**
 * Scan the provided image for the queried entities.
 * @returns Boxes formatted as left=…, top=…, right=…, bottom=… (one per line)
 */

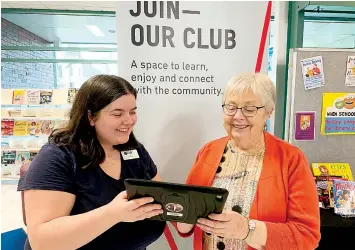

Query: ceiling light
left=85, top=25, right=105, bottom=37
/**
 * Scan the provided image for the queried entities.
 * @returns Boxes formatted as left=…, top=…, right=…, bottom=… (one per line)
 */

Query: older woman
left=176, top=73, right=320, bottom=250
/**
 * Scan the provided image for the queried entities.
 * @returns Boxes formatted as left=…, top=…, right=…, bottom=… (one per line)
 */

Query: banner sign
left=116, top=0, right=271, bottom=179
left=116, top=1, right=271, bottom=249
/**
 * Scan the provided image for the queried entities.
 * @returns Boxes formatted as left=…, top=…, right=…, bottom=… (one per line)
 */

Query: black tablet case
left=124, top=179, right=229, bottom=224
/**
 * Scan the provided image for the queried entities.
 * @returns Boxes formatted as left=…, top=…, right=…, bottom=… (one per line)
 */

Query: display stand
left=1, top=88, right=76, bottom=184
left=285, top=48, right=355, bottom=249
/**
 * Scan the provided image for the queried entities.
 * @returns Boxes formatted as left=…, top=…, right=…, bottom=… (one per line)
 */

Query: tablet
left=124, top=178, right=229, bottom=224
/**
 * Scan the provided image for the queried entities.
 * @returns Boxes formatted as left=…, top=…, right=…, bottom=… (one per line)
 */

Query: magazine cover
left=40, top=90, right=53, bottom=104
left=333, top=180, right=355, bottom=217
left=312, top=163, right=353, bottom=181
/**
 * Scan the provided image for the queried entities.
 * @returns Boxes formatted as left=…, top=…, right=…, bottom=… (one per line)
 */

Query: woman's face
left=223, top=89, right=271, bottom=142
left=89, top=94, right=137, bottom=146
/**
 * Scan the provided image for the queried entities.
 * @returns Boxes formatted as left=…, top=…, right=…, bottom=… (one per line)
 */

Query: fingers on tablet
left=130, top=197, right=154, bottom=209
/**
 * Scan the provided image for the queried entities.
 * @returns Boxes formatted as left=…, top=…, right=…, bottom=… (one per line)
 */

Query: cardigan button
left=223, top=147, right=228, bottom=153
left=232, top=205, right=242, bottom=214
left=205, top=232, right=211, bottom=236
left=217, top=241, right=225, bottom=250
left=216, top=166, right=222, bottom=173
left=220, top=156, right=225, bottom=163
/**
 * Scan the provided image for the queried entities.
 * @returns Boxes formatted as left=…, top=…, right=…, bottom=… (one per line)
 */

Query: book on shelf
left=1, top=150, right=38, bottom=179
left=1, top=119, right=14, bottom=136
left=2, top=88, right=79, bottom=106
left=1, top=150, right=17, bottom=164
left=311, top=163, right=353, bottom=181
left=40, top=120, right=54, bottom=136
left=26, top=90, right=41, bottom=105
left=314, top=175, right=347, bottom=209
left=1, top=118, right=67, bottom=137
left=13, top=121, right=28, bottom=136
left=12, top=90, right=25, bottom=104
left=21, top=108, right=37, bottom=117
left=27, top=120, right=41, bottom=136
left=15, top=151, right=31, bottom=165
left=39, top=90, right=53, bottom=104
left=333, top=180, right=355, bottom=217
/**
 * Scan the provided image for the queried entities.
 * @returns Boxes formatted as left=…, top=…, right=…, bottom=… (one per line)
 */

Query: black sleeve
left=139, top=145, right=158, bottom=179
left=17, top=143, right=76, bottom=195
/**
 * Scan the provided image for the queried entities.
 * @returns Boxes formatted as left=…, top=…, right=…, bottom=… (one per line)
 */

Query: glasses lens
left=223, top=105, right=236, bottom=115
left=242, top=107, right=257, bottom=116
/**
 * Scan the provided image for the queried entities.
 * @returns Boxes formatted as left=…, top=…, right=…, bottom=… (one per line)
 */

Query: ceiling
left=2, top=12, right=117, bottom=44
left=1, top=1, right=116, bottom=11
left=1, top=1, right=355, bottom=47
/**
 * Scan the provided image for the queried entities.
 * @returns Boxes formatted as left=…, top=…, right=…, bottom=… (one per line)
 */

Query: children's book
left=311, top=163, right=353, bottom=181
left=315, top=176, right=345, bottom=208
left=333, top=180, right=355, bottom=217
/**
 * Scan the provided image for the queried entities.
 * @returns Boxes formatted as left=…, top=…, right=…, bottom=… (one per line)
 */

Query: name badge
left=121, top=150, right=140, bottom=160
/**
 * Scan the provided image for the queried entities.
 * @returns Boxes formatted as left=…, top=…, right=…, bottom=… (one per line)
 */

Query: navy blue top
left=18, top=142, right=166, bottom=250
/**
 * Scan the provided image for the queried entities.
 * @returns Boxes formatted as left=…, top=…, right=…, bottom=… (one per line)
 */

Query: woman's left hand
left=197, top=211, right=249, bottom=239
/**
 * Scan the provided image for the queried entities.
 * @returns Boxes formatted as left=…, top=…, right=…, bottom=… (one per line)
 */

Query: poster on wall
left=321, top=93, right=355, bottom=135
left=300, top=56, right=325, bottom=90
left=345, top=55, right=355, bottom=87
left=294, top=111, right=315, bottom=141
left=116, top=1, right=272, bottom=183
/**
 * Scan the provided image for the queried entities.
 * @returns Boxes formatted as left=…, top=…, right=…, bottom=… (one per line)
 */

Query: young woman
left=18, top=75, right=166, bottom=250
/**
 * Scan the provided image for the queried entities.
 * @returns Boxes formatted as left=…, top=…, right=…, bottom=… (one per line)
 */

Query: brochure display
left=1, top=88, right=77, bottom=183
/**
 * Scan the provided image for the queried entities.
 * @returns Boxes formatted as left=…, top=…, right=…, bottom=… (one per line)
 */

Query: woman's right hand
left=107, top=191, right=163, bottom=223
left=176, top=222, right=195, bottom=234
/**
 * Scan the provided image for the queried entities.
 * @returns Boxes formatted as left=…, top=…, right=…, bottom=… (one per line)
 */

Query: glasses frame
left=222, top=104, right=265, bottom=117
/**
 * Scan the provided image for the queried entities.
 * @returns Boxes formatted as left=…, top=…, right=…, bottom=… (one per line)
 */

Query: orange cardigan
left=176, top=132, right=320, bottom=250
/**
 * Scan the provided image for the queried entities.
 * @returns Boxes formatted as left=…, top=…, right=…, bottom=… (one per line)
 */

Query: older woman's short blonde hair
left=222, top=73, right=276, bottom=112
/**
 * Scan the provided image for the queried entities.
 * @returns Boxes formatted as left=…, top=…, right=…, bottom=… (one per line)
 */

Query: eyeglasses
left=222, top=104, right=265, bottom=117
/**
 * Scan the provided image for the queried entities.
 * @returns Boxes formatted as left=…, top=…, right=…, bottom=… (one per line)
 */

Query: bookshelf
left=1, top=88, right=77, bottom=183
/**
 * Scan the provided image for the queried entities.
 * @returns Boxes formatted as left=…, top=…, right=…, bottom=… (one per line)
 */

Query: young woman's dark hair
left=49, top=75, right=140, bottom=168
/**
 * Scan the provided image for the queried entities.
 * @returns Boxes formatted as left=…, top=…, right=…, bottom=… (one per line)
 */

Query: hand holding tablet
left=124, top=179, right=229, bottom=224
